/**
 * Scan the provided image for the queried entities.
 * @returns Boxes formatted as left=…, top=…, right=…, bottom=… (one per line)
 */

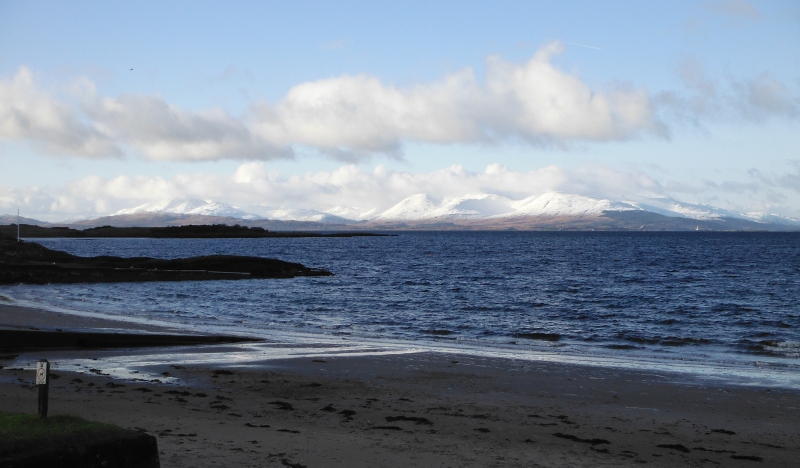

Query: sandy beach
left=1, top=303, right=798, bottom=467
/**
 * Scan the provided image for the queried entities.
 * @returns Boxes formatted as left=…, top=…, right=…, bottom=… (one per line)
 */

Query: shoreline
left=0, top=295, right=800, bottom=389
left=0, top=303, right=261, bottom=353
left=0, top=302, right=186, bottom=334
left=2, top=299, right=798, bottom=389
left=1, top=303, right=799, bottom=466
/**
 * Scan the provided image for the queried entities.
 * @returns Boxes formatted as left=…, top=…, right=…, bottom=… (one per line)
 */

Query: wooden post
left=36, top=359, right=50, bottom=418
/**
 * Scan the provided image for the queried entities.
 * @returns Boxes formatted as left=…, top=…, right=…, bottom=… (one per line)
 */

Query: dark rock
left=280, top=459, right=307, bottom=468
left=656, top=443, right=691, bottom=453
left=731, top=455, right=763, bottom=462
left=710, top=428, right=736, bottom=435
left=552, top=432, right=610, bottom=446
left=385, top=416, right=433, bottom=426
left=0, top=237, right=331, bottom=285
left=269, top=401, right=294, bottom=411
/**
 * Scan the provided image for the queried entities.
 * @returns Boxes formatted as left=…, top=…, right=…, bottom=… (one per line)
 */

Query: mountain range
left=2, top=192, right=798, bottom=231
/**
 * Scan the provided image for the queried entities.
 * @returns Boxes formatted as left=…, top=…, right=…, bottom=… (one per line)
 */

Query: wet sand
left=1, top=303, right=799, bottom=467
left=0, top=302, right=182, bottom=333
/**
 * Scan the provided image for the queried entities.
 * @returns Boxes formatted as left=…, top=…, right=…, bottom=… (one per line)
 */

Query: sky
left=0, top=0, right=799, bottom=221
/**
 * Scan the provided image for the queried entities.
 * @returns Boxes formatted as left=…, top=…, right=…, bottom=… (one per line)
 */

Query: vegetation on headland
left=0, top=411, right=160, bottom=467
left=0, top=412, right=125, bottom=444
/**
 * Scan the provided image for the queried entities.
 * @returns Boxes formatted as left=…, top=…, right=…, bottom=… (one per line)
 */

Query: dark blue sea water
left=5, top=232, right=800, bottom=383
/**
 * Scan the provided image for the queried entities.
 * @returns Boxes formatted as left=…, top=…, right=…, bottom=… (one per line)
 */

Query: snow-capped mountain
left=627, top=197, right=749, bottom=221
left=374, top=194, right=441, bottom=220
left=744, top=213, right=800, bottom=225
left=509, top=192, right=640, bottom=217
left=627, top=197, right=800, bottom=225
left=112, top=199, right=361, bottom=223
left=105, top=193, right=800, bottom=228
left=262, top=208, right=359, bottom=225
left=113, top=199, right=261, bottom=219
left=374, top=192, right=640, bottom=221
left=371, top=192, right=800, bottom=226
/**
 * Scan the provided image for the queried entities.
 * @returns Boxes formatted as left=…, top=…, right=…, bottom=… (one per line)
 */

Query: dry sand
left=1, top=303, right=798, bottom=467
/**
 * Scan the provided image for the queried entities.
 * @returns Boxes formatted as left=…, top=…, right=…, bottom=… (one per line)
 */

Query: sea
left=4, top=231, right=800, bottom=387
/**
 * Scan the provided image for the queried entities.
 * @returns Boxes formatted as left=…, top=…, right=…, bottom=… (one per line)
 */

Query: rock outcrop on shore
left=0, top=236, right=332, bottom=285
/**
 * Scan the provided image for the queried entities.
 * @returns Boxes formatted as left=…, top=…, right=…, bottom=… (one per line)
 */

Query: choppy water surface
left=6, top=232, right=800, bottom=384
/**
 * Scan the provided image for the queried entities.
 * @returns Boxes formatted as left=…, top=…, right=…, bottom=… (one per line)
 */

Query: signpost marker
left=36, top=359, right=50, bottom=418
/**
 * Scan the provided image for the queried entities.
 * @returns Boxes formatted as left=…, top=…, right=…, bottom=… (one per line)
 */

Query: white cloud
left=85, top=94, right=293, bottom=161
left=0, top=185, right=56, bottom=214
left=251, top=42, right=664, bottom=156
left=6, top=161, right=800, bottom=221
left=0, top=43, right=666, bottom=162
left=1, top=43, right=796, bottom=163
left=2, top=162, right=670, bottom=221
left=0, top=67, right=119, bottom=157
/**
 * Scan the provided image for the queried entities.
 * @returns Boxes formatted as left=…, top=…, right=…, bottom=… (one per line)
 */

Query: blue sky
left=1, top=0, right=798, bottom=220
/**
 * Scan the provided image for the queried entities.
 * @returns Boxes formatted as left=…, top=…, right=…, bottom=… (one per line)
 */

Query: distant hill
left=3, top=191, right=798, bottom=231
left=1, top=210, right=797, bottom=232
left=66, top=212, right=351, bottom=231
left=362, top=210, right=794, bottom=231
left=371, top=192, right=800, bottom=226
left=0, top=224, right=387, bottom=239
left=113, top=198, right=260, bottom=219
left=0, top=214, right=51, bottom=227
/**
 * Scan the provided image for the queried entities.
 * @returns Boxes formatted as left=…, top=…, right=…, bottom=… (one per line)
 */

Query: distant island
left=0, top=223, right=390, bottom=239
left=0, top=235, right=332, bottom=285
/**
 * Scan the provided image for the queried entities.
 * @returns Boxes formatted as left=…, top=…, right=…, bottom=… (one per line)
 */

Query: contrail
left=565, top=42, right=602, bottom=50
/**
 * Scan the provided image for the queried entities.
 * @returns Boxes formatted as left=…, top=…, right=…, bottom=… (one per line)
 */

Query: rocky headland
left=0, top=235, right=332, bottom=285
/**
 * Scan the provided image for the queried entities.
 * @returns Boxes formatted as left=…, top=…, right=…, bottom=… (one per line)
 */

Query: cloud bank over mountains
left=2, top=42, right=796, bottom=163
left=2, top=162, right=798, bottom=223
left=44, top=191, right=798, bottom=228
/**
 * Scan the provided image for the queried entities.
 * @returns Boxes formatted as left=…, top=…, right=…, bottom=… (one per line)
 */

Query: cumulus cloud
left=4, top=162, right=670, bottom=221
left=7, top=161, right=800, bottom=221
left=0, top=67, right=119, bottom=157
left=85, top=94, right=292, bottom=161
left=2, top=42, right=797, bottom=162
left=0, top=43, right=665, bottom=162
left=0, top=185, right=56, bottom=215
left=251, top=42, right=664, bottom=156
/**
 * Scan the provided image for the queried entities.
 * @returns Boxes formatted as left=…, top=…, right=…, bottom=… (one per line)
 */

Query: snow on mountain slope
left=375, top=193, right=517, bottom=220
left=263, top=208, right=358, bottom=224
left=428, top=194, right=516, bottom=219
left=375, top=192, right=637, bottom=221
left=114, top=199, right=260, bottom=219
left=109, top=194, right=800, bottom=227
left=507, top=192, right=640, bottom=217
left=629, top=197, right=764, bottom=222
left=374, top=194, right=440, bottom=220
left=744, top=212, right=800, bottom=225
